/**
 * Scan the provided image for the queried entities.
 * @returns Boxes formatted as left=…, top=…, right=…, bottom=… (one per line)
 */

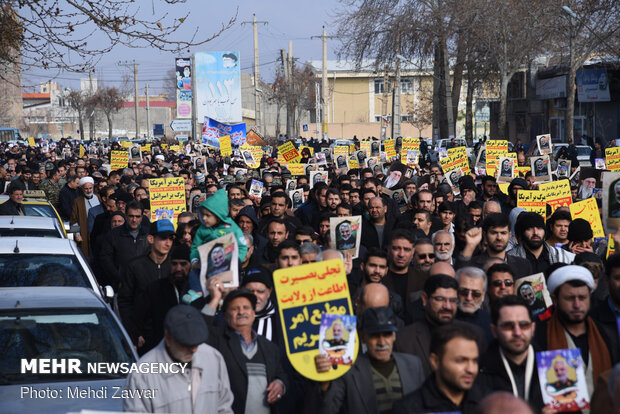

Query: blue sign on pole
left=153, top=124, right=164, bottom=136
left=302, top=124, right=308, bottom=132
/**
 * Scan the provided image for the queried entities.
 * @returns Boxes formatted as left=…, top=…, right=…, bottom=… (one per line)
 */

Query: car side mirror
left=104, top=285, right=115, bottom=300
left=69, top=223, right=81, bottom=233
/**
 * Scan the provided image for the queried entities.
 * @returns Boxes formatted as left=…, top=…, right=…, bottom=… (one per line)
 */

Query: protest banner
left=602, top=171, right=620, bottom=234
left=129, top=144, right=142, bottom=162
left=497, top=157, right=515, bottom=183
left=605, top=147, right=620, bottom=171
left=497, top=182, right=510, bottom=195
left=28, top=137, right=35, bottom=147
left=536, top=134, right=552, bottom=155
left=240, top=145, right=258, bottom=168
left=142, top=143, right=151, bottom=153
left=348, top=154, right=359, bottom=169
left=290, top=188, right=305, bottom=210
left=219, top=135, right=232, bottom=157
left=516, top=166, right=531, bottom=177
left=531, top=155, right=552, bottom=183
left=78, top=144, right=85, bottom=158
left=400, top=138, right=420, bottom=164
left=319, top=314, right=357, bottom=366
left=148, top=176, right=186, bottom=226
left=110, top=150, right=128, bottom=170
left=198, top=232, right=239, bottom=289
left=445, top=167, right=464, bottom=195
left=203, top=116, right=247, bottom=146
left=246, top=129, right=267, bottom=146
left=120, top=141, right=132, bottom=149
left=278, top=141, right=301, bottom=163
left=286, top=164, right=306, bottom=176
left=448, top=146, right=471, bottom=175
left=384, top=139, right=397, bottom=159
left=515, top=273, right=553, bottom=320
left=607, top=234, right=615, bottom=258
left=360, top=140, right=371, bottom=157
left=539, top=180, right=572, bottom=212
left=570, top=197, right=605, bottom=238
left=485, top=140, right=509, bottom=176
left=273, top=259, right=357, bottom=381
left=517, top=190, right=547, bottom=218
left=334, top=146, right=349, bottom=170
left=330, top=216, right=362, bottom=259
left=248, top=179, right=263, bottom=200
left=536, top=349, right=590, bottom=412
left=333, top=145, right=349, bottom=158
left=310, top=170, right=327, bottom=189
left=170, top=145, right=180, bottom=152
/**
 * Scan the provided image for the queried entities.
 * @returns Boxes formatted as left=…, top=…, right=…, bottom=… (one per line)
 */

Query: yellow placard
left=273, top=259, right=357, bottom=381
left=447, top=146, right=471, bottom=175
left=149, top=177, right=186, bottom=227
left=120, top=141, right=132, bottom=149
left=384, top=139, right=396, bottom=159
left=79, top=145, right=85, bottom=158
left=28, top=137, right=35, bottom=147
left=517, top=190, right=547, bottom=218
left=570, top=198, right=605, bottom=238
left=485, top=140, right=509, bottom=177
left=287, top=164, right=306, bottom=176
left=278, top=141, right=301, bottom=163
left=161, top=143, right=169, bottom=149
left=498, top=182, right=510, bottom=195
left=605, top=147, right=620, bottom=171
left=142, top=144, right=152, bottom=153
left=348, top=156, right=359, bottom=169
left=240, top=143, right=262, bottom=168
left=401, top=138, right=420, bottom=166
left=334, top=145, right=349, bottom=157
left=170, top=145, right=180, bottom=153
left=349, top=144, right=356, bottom=153
left=516, top=166, right=531, bottom=177
left=607, top=234, right=615, bottom=258
left=220, top=135, right=232, bottom=157
left=360, top=140, right=371, bottom=156
left=110, top=150, right=128, bottom=171
left=539, top=180, right=572, bottom=212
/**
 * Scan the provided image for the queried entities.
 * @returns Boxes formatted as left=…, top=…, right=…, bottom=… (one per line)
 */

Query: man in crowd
left=0, top=184, right=24, bottom=215
left=70, top=176, right=100, bottom=256
left=545, top=209, right=571, bottom=247
left=313, top=307, right=424, bottom=413
left=123, top=305, right=234, bottom=413
left=433, top=230, right=455, bottom=264
left=591, top=253, right=620, bottom=364
left=486, top=263, right=516, bottom=305
left=58, top=175, right=80, bottom=220
left=362, top=196, right=397, bottom=249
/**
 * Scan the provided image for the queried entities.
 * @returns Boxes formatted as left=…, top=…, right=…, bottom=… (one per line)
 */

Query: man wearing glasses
left=455, top=267, right=493, bottom=342
left=486, top=263, right=515, bottom=305
left=395, top=275, right=485, bottom=378
left=476, top=295, right=544, bottom=410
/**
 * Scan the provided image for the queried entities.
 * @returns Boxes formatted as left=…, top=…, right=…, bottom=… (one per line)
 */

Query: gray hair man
left=455, top=266, right=493, bottom=342
left=432, top=230, right=455, bottom=264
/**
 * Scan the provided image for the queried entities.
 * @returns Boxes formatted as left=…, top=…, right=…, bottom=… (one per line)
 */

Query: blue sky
left=22, top=0, right=343, bottom=95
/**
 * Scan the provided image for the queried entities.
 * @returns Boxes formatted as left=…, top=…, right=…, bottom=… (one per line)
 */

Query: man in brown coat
left=70, top=176, right=101, bottom=257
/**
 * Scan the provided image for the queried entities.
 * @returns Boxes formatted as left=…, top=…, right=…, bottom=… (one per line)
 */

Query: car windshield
left=23, top=204, right=56, bottom=219
left=577, top=147, right=591, bottom=156
left=0, top=254, right=90, bottom=289
left=0, top=308, right=135, bottom=384
left=0, top=228, right=61, bottom=238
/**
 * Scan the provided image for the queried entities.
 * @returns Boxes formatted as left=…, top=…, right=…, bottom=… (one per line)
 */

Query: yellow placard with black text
left=273, top=260, right=358, bottom=381
left=570, top=198, right=605, bottom=238
left=149, top=177, right=186, bottom=227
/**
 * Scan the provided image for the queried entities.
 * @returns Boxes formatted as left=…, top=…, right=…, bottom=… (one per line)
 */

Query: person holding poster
left=535, top=265, right=612, bottom=400
left=330, top=216, right=362, bottom=259
left=537, top=134, right=552, bottom=155
left=536, top=349, right=591, bottom=412
left=531, top=156, right=552, bottom=183
left=313, top=307, right=424, bottom=414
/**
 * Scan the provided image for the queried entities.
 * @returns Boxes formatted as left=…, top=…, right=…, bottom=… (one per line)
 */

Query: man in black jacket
left=98, top=200, right=150, bottom=289
left=131, top=244, right=191, bottom=355
left=361, top=197, right=397, bottom=249
left=203, top=288, right=288, bottom=414
left=476, top=295, right=544, bottom=413
left=58, top=175, right=80, bottom=221
left=118, top=218, right=174, bottom=333
left=393, top=324, right=484, bottom=414
left=0, top=184, right=24, bottom=215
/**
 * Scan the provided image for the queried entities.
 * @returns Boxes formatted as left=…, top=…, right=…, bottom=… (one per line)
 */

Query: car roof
left=0, top=216, right=60, bottom=230
left=0, top=237, right=76, bottom=254
left=0, top=287, right=104, bottom=310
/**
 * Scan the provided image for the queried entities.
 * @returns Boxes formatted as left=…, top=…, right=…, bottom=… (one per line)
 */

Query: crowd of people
left=1, top=136, right=619, bottom=414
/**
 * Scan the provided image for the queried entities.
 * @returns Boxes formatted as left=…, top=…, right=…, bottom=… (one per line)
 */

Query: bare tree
left=406, top=86, right=433, bottom=138
left=0, top=1, right=236, bottom=75
left=95, top=87, right=125, bottom=139
left=267, top=71, right=288, bottom=138
left=66, top=90, right=86, bottom=140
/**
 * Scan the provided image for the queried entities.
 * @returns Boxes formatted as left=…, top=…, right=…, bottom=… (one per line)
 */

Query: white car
left=0, top=237, right=113, bottom=300
left=0, top=287, right=138, bottom=413
left=0, top=216, right=66, bottom=238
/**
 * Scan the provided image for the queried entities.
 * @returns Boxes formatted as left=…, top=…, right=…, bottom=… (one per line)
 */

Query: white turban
left=78, top=176, right=94, bottom=187
left=155, top=155, right=165, bottom=161
left=547, top=265, right=594, bottom=295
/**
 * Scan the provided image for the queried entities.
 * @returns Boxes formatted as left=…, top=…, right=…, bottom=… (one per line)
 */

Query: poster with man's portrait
left=198, top=232, right=239, bottom=289
left=310, top=170, right=327, bottom=189
left=445, top=167, right=464, bottom=195
left=356, top=150, right=367, bottom=168
left=289, top=188, right=305, bottom=210
left=234, top=168, right=248, bottom=181
left=315, top=152, right=327, bottom=166
left=515, top=273, right=552, bottom=319
left=155, top=209, right=174, bottom=221
left=190, top=193, right=207, bottom=213
left=382, top=188, right=408, bottom=212
left=536, top=134, right=552, bottom=156
left=330, top=215, right=362, bottom=259
left=536, top=349, right=590, bottom=412
left=383, top=163, right=405, bottom=190
left=286, top=178, right=297, bottom=193
left=556, top=159, right=571, bottom=178
left=129, top=144, right=142, bottom=162
left=193, top=156, right=206, bottom=171
left=406, top=150, right=419, bottom=167
left=367, top=157, right=379, bottom=171
left=531, top=155, right=552, bottom=183
left=249, top=179, right=264, bottom=200
left=242, top=149, right=256, bottom=166
left=601, top=171, right=620, bottom=234
left=319, top=314, right=357, bottom=366
left=497, top=157, right=515, bottom=182
left=370, top=140, right=380, bottom=157
left=475, top=146, right=486, bottom=167
left=335, top=154, right=349, bottom=170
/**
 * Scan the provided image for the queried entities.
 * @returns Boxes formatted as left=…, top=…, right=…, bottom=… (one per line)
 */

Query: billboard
left=175, top=58, right=192, bottom=119
left=576, top=69, right=610, bottom=102
left=195, top=51, right=242, bottom=124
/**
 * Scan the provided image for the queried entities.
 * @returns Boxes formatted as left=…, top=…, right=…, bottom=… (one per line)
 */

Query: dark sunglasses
left=458, top=288, right=483, bottom=299
left=492, top=279, right=514, bottom=287
left=417, top=253, right=435, bottom=259
left=498, top=321, right=532, bottom=332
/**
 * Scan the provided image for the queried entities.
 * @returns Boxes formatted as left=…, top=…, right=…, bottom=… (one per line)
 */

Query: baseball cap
left=222, top=288, right=257, bottom=311
left=149, top=219, right=175, bottom=237
left=164, top=305, right=208, bottom=346
left=242, top=267, right=273, bottom=289
left=361, top=306, right=398, bottom=334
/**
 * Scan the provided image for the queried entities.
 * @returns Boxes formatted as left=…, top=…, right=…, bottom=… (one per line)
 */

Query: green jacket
left=190, top=189, right=248, bottom=263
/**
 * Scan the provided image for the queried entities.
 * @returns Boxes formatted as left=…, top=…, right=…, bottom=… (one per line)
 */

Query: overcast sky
left=22, top=0, right=343, bottom=96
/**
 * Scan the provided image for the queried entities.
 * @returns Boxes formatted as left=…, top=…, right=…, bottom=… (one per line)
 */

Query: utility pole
left=381, top=65, right=389, bottom=140
left=88, top=70, right=94, bottom=140
left=287, top=40, right=294, bottom=139
left=392, top=39, right=402, bottom=139
left=321, top=28, right=328, bottom=141
left=145, top=83, right=150, bottom=140
left=242, top=15, right=267, bottom=135
left=119, top=60, right=140, bottom=139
